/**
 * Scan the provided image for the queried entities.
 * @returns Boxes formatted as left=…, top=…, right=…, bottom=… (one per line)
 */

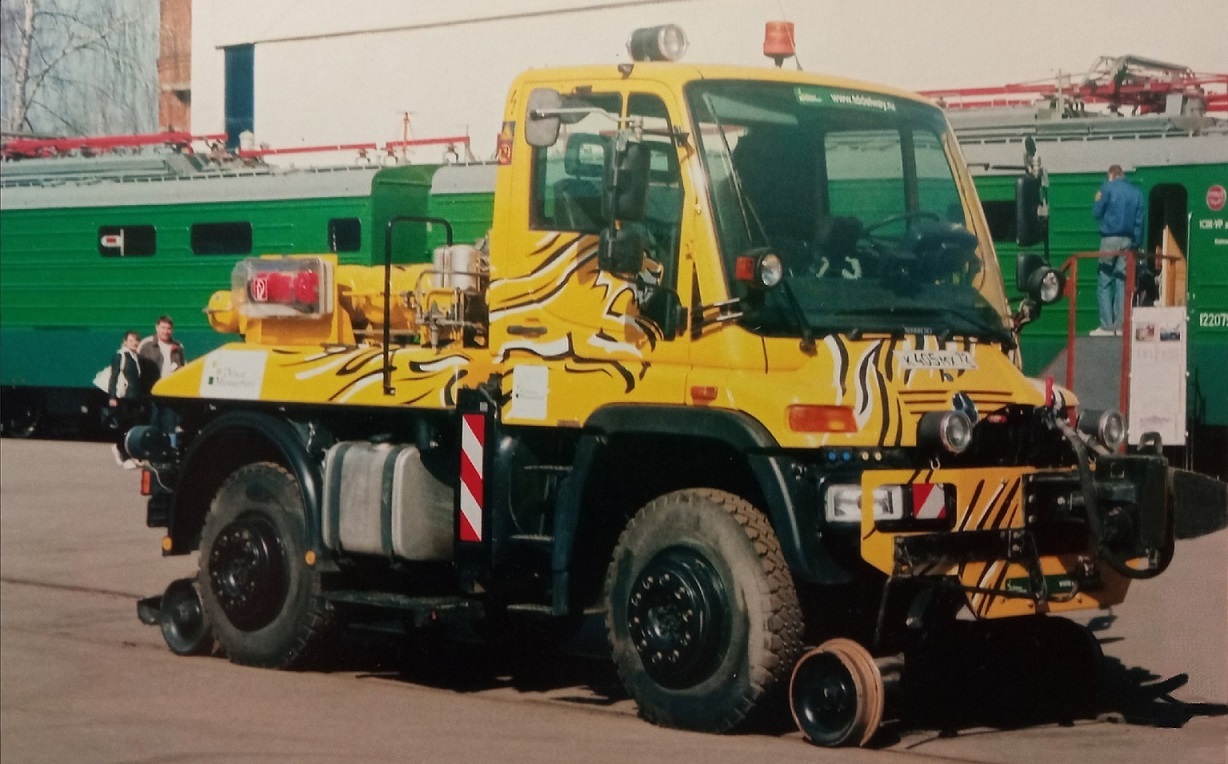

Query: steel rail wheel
left=159, top=577, right=214, bottom=656
left=790, top=638, right=885, bottom=747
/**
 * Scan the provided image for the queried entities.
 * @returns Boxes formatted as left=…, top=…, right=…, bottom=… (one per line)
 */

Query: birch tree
left=1, top=0, right=156, bottom=137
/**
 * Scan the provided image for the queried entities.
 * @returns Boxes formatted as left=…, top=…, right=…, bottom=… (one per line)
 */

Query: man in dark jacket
left=138, top=315, right=186, bottom=446
left=1091, top=164, right=1144, bottom=336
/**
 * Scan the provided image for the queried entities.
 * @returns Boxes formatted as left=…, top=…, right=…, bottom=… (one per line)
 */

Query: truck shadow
left=323, top=617, right=1226, bottom=739
left=880, top=625, right=1227, bottom=747
left=333, top=619, right=630, bottom=707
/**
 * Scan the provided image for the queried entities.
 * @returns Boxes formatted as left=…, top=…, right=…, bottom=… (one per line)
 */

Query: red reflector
left=910, top=483, right=948, bottom=520
left=787, top=405, right=857, bottom=433
left=691, top=385, right=718, bottom=404
left=734, top=256, right=755, bottom=281
left=140, top=469, right=152, bottom=496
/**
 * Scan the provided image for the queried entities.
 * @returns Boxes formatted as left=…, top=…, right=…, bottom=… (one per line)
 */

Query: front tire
left=605, top=489, right=803, bottom=732
left=199, top=462, right=330, bottom=668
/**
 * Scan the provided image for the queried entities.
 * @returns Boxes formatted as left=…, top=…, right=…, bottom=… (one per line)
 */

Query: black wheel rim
left=626, top=547, right=730, bottom=689
left=208, top=514, right=288, bottom=631
left=793, top=653, right=858, bottom=745
left=161, top=580, right=209, bottom=655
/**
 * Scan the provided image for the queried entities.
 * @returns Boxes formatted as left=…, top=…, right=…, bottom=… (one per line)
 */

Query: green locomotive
left=0, top=143, right=493, bottom=435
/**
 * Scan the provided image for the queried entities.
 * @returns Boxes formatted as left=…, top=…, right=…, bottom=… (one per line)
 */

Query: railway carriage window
left=191, top=222, right=252, bottom=255
left=98, top=225, right=156, bottom=257
left=329, top=217, right=361, bottom=253
left=530, top=93, right=622, bottom=232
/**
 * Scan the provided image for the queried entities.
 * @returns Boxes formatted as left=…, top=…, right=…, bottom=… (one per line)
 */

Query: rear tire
left=199, top=462, right=330, bottom=668
left=605, top=489, right=803, bottom=732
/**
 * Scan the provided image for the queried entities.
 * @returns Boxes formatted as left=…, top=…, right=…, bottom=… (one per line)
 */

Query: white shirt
left=157, top=340, right=179, bottom=377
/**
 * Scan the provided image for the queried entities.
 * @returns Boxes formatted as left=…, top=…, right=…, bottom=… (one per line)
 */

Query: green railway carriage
left=952, top=110, right=1228, bottom=471
left=0, top=151, right=495, bottom=435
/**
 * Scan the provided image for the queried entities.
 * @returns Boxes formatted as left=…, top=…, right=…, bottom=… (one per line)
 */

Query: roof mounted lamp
left=627, top=25, right=688, bottom=62
left=763, top=21, right=796, bottom=68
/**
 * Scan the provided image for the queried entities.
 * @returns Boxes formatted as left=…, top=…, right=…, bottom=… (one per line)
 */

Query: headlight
left=824, top=484, right=905, bottom=524
left=1078, top=408, right=1126, bottom=450
left=1027, top=266, right=1066, bottom=304
left=734, top=250, right=783, bottom=290
left=917, top=410, right=973, bottom=454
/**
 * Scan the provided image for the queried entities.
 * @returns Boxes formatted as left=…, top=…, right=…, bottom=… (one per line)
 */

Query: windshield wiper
left=701, top=94, right=770, bottom=250
left=781, top=279, right=817, bottom=353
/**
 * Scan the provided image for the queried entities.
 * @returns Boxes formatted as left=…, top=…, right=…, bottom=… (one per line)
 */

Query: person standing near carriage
left=138, top=315, right=185, bottom=447
left=1091, top=164, right=1144, bottom=336
left=107, top=330, right=145, bottom=468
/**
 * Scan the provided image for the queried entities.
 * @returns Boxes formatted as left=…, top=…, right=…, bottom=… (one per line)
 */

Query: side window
left=329, top=217, right=362, bottom=253
left=628, top=93, right=683, bottom=287
left=191, top=222, right=252, bottom=255
left=98, top=225, right=156, bottom=257
left=530, top=93, right=621, bottom=232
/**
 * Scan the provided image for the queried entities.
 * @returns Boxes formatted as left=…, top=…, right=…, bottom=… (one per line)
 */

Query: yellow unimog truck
left=129, top=27, right=1175, bottom=746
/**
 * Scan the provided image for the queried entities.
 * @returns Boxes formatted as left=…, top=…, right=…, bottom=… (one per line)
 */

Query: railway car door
left=1147, top=183, right=1189, bottom=306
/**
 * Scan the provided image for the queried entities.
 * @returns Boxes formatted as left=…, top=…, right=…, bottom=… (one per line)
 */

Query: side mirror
left=1016, top=252, right=1044, bottom=294
left=602, top=141, right=650, bottom=223
left=526, top=89, right=563, bottom=148
left=598, top=227, right=646, bottom=278
left=1014, top=174, right=1045, bottom=247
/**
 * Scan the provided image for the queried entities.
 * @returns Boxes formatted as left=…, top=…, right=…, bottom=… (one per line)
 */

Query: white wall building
left=189, top=0, right=1227, bottom=163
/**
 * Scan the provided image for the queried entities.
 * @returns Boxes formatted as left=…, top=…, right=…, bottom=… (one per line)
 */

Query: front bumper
left=856, top=450, right=1171, bottom=619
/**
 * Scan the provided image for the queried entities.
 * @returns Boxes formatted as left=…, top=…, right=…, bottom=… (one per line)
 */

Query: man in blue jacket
left=1091, top=164, right=1144, bottom=336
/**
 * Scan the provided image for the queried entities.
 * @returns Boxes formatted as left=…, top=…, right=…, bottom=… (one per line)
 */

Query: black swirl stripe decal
left=959, top=479, right=986, bottom=532
left=988, top=479, right=1021, bottom=530
left=490, top=240, right=599, bottom=316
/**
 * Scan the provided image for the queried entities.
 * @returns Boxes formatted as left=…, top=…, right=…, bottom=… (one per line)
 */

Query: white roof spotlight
left=627, top=25, right=688, bottom=62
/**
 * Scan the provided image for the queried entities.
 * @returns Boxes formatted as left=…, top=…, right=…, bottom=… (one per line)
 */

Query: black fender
left=169, top=410, right=324, bottom=555
left=553, top=404, right=850, bottom=588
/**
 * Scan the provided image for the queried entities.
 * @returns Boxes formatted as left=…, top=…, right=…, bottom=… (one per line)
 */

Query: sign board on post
left=1127, top=306, right=1187, bottom=446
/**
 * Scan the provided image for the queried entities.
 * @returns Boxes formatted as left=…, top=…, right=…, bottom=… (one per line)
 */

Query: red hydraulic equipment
left=1, top=132, right=228, bottom=160
left=920, top=55, right=1228, bottom=114
left=2, top=131, right=474, bottom=163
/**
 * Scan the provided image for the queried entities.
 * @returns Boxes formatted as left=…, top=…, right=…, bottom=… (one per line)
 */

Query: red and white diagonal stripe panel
left=459, top=413, right=485, bottom=542
left=911, top=483, right=948, bottom=520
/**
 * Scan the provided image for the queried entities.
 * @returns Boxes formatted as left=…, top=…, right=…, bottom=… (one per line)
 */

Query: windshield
left=686, top=80, right=1011, bottom=343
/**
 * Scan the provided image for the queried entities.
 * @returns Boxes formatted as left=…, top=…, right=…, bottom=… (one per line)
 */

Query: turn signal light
left=788, top=405, right=857, bottom=433
left=690, top=385, right=718, bottom=404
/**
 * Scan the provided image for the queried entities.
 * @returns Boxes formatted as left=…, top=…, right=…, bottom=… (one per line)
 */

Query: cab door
left=490, top=79, right=692, bottom=426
